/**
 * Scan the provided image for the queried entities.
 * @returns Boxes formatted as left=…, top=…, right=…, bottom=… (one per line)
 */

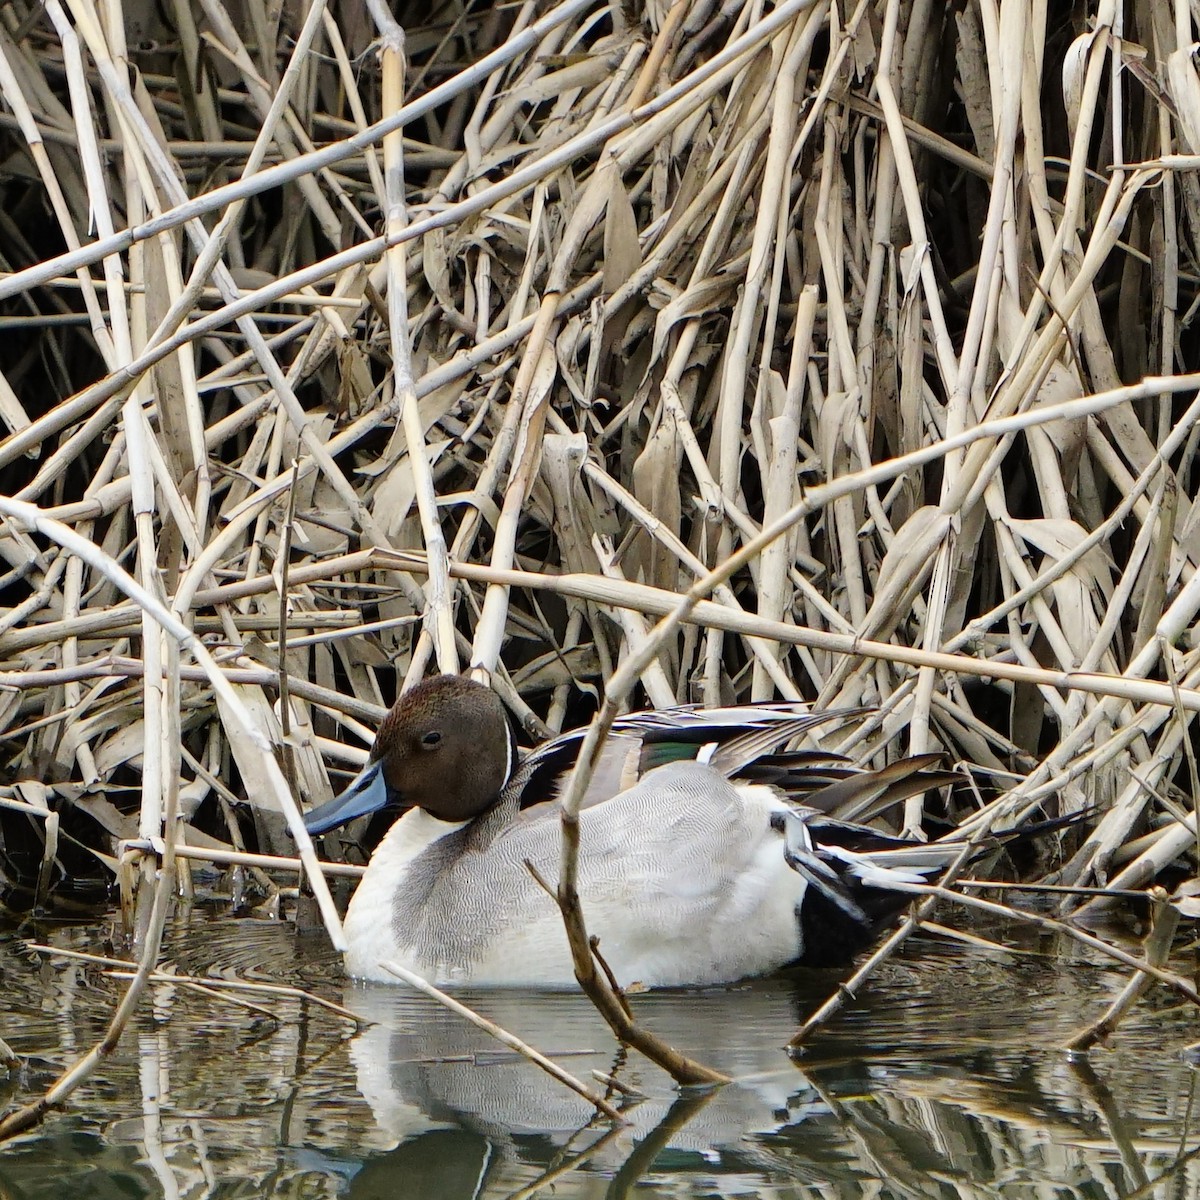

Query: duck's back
left=343, top=761, right=807, bottom=988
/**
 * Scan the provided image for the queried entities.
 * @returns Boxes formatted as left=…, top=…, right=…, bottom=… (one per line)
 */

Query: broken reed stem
left=792, top=880, right=1198, bottom=1050
left=119, top=839, right=365, bottom=877
left=377, top=13, right=458, bottom=675
left=525, top=856, right=637, bottom=1024
left=276, top=461, right=301, bottom=801
left=552, top=613, right=731, bottom=1084
left=1063, top=889, right=1180, bottom=1052
left=379, top=959, right=627, bottom=1123
left=922, top=885, right=1200, bottom=1007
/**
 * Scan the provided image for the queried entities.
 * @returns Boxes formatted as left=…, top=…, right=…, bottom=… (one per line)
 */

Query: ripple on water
left=0, top=909, right=1198, bottom=1200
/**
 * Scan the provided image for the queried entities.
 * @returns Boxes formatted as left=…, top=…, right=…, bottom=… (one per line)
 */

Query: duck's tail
left=782, top=811, right=955, bottom=933
left=780, top=805, right=1089, bottom=967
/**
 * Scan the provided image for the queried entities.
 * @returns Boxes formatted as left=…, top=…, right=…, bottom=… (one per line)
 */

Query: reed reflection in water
left=0, top=915, right=1197, bottom=1199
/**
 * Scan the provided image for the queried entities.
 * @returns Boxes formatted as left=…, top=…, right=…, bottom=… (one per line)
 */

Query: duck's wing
left=505, top=732, right=645, bottom=815
left=795, top=754, right=960, bottom=823
left=613, top=701, right=862, bottom=753
left=506, top=703, right=868, bottom=812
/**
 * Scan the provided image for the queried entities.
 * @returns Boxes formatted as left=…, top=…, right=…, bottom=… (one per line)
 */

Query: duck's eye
left=420, top=730, right=443, bottom=750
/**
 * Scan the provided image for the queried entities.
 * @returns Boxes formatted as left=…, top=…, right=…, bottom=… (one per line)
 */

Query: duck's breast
left=342, top=809, right=472, bottom=981
left=344, top=805, right=576, bottom=985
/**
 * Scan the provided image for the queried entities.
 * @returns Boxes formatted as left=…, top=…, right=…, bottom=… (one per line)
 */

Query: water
left=1, top=908, right=1198, bottom=1198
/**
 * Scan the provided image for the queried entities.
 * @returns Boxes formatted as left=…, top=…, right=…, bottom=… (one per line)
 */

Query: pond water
left=0, top=906, right=1198, bottom=1198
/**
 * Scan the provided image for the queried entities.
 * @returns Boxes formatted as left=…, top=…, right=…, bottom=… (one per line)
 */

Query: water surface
left=1, top=909, right=1197, bottom=1198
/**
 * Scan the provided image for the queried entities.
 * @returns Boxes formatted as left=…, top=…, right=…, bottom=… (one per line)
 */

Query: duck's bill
left=304, top=759, right=390, bottom=835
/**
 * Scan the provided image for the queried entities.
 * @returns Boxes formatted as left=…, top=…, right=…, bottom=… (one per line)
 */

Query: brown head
left=370, top=675, right=515, bottom=822
left=304, top=675, right=515, bottom=835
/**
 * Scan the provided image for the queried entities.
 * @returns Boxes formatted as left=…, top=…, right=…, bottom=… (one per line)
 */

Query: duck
left=304, top=674, right=968, bottom=989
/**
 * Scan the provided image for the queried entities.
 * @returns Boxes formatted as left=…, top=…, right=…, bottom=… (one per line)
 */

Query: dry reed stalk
left=0, top=0, right=1198, bottom=1115
left=1062, top=888, right=1181, bottom=1052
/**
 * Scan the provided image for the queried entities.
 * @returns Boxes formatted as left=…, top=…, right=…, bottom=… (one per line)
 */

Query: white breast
left=342, top=810, right=469, bottom=980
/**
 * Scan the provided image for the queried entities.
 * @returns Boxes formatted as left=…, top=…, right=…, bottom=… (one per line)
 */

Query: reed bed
left=0, top=0, right=1198, bottom=1112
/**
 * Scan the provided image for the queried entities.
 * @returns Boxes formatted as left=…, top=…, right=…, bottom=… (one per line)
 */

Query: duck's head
left=304, top=675, right=516, bottom=835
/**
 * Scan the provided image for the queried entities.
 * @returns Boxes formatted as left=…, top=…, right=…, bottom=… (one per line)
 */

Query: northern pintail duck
left=305, top=675, right=965, bottom=989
